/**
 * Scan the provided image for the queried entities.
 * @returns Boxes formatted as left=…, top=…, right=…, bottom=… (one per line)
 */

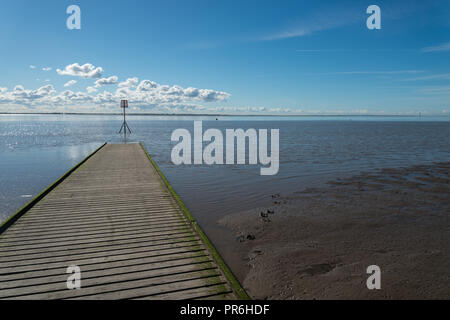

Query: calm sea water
left=1, top=114, right=449, bottom=237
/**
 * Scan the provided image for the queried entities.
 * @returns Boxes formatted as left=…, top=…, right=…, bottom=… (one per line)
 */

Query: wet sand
left=219, top=162, right=450, bottom=299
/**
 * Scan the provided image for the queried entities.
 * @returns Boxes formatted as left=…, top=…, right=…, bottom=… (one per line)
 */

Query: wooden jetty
left=0, top=143, right=248, bottom=300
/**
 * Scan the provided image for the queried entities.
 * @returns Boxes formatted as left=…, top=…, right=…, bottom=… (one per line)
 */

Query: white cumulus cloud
left=56, top=63, right=103, bottom=78
left=94, top=76, right=118, bottom=87
left=118, top=77, right=139, bottom=88
left=0, top=77, right=231, bottom=113
left=0, top=84, right=56, bottom=106
left=86, top=86, right=98, bottom=93
left=137, top=80, right=158, bottom=91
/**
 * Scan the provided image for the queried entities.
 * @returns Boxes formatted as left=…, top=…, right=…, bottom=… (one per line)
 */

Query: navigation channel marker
left=119, top=100, right=132, bottom=135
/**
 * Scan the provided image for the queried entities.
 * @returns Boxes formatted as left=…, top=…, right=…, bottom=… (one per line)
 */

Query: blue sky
left=0, top=0, right=449, bottom=114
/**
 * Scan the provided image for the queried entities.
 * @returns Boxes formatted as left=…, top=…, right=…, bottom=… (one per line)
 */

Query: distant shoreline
left=0, top=112, right=446, bottom=117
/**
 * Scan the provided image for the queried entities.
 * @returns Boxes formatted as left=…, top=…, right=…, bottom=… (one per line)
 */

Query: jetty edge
left=0, top=142, right=107, bottom=235
left=139, top=142, right=250, bottom=300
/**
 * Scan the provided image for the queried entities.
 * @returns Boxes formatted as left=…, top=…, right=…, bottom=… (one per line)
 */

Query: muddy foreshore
left=219, top=162, right=450, bottom=299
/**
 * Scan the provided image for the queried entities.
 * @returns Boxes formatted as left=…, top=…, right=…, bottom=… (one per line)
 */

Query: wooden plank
left=67, top=276, right=227, bottom=300
left=0, top=143, right=245, bottom=300
left=0, top=243, right=203, bottom=272
left=0, top=238, right=200, bottom=267
left=0, top=263, right=219, bottom=298
left=0, top=223, right=188, bottom=242
left=0, top=256, right=213, bottom=290
left=0, top=252, right=209, bottom=282
left=5, top=218, right=184, bottom=236
left=0, top=229, right=194, bottom=252
left=3, top=224, right=189, bottom=241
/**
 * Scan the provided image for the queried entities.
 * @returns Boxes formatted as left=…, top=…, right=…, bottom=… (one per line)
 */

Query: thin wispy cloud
left=186, top=1, right=431, bottom=51
left=419, top=86, right=450, bottom=94
left=261, top=14, right=357, bottom=41
left=262, top=27, right=314, bottom=41
left=296, top=49, right=416, bottom=53
left=422, top=42, right=450, bottom=53
left=262, top=1, right=426, bottom=42
left=188, top=5, right=364, bottom=45
left=404, top=73, right=450, bottom=81
left=64, top=80, right=77, bottom=87
left=309, top=70, right=425, bottom=76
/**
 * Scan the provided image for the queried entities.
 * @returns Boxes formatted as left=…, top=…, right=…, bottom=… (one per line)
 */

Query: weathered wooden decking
left=0, top=143, right=245, bottom=300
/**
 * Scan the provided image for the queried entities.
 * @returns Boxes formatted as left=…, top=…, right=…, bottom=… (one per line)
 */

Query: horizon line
left=1, top=112, right=448, bottom=117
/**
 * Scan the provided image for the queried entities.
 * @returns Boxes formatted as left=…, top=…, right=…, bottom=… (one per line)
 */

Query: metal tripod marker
left=119, top=100, right=132, bottom=135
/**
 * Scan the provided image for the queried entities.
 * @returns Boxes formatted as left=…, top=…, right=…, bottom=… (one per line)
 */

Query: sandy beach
left=219, top=162, right=450, bottom=299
